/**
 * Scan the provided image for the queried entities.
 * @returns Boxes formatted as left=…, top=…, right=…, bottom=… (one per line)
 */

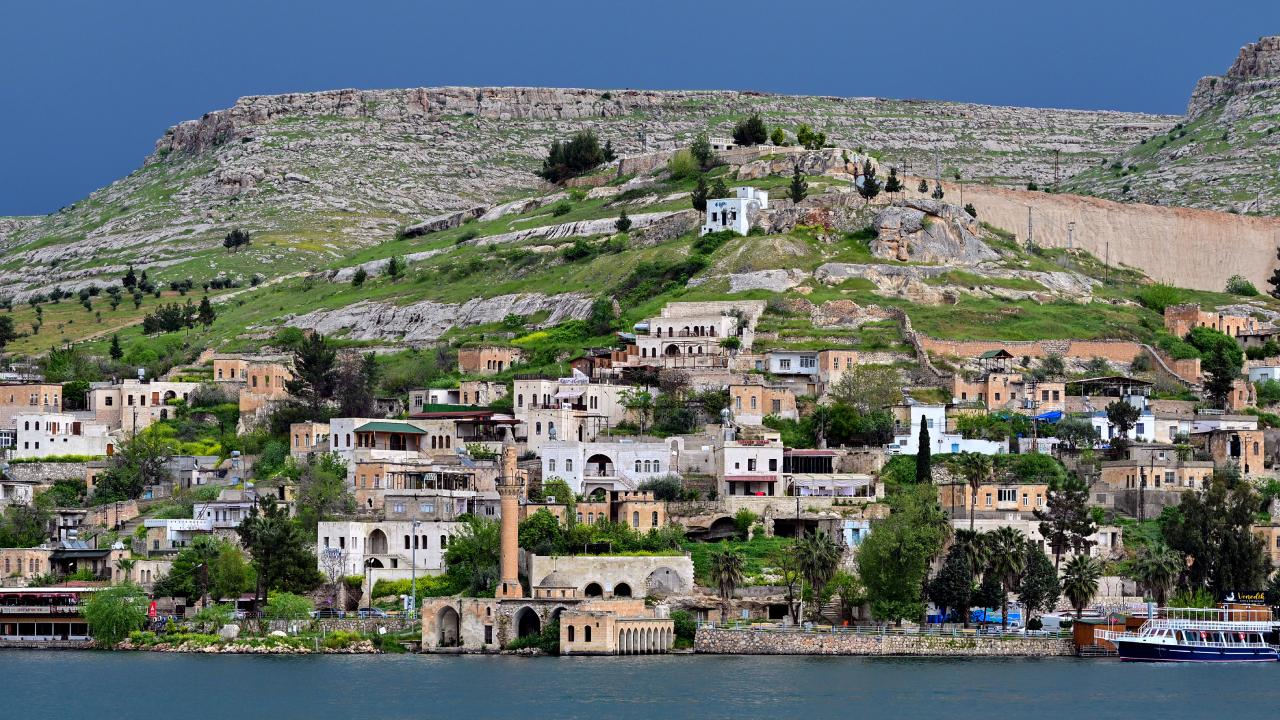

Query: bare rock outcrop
left=401, top=206, right=486, bottom=238
left=870, top=199, right=998, bottom=265
left=287, top=292, right=593, bottom=344
left=736, top=148, right=878, bottom=181
left=1188, top=36, right=1280, bottom=118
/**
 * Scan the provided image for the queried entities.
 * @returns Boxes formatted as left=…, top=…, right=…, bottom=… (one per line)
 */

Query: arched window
left=566, top=459, right=573, bottom=471
left=652, top=511, right=659, bottom=526
left=576, top=512, right=584, bottom=523
left=536, top=422, right=542, bottom=435
left=568, top=625, right=575, bottom=642
left=23, top=421, right=28, bottom=431
left=635, top=460, right=642, bottom=472
left=632, top=511, right=640, bottom=527
left=584, top=625, right=592, bottom=642
left=404, top=535, right=411, bottom=550
left=431, top=436, right=437, bottom=449
left=413, top=536, right=419, bottom=549
left=517, top=394, right=524, bottom=408
left=587, top=512, right=594, bottom=523
left=441, top=535, right=448, bottom=548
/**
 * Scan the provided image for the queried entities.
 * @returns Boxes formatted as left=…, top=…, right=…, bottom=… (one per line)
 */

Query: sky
left=1, top=0, right=1277, bottom=216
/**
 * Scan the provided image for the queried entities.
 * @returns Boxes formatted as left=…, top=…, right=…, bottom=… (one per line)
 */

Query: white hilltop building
left=700, top=187, right=768, bottom=236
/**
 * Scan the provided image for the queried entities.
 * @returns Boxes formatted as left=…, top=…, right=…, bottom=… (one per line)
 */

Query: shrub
left=731, top=114, right=768, bottom=146
left=351, top=267, right=368, bottom=288
left=549, top=201, right=572, bottom=217
left=1135, top=283, right=1184, bottom=313
left=666, top=149, right=699, bottom=180
left=539, top=131, right=606, bottom=183
left=1226, top=275, right=1259, bottom=296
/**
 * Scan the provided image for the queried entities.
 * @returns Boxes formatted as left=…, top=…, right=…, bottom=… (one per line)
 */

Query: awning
left=355, top=421, right=427, bottom=434
left=553, top=390, right=585, bottom=399
left=1034, top=410, right=1064, bottom=422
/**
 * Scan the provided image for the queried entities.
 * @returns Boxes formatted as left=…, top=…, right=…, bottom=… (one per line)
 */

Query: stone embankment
left=695, top=627, right=1074, bottom=657
left=118, top=639, right=379, bottom=654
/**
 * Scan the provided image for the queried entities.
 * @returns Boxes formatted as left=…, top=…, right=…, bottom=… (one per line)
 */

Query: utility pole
left=1026, top=207, right=1034, bottom=251
left=1105, top=240, right=1111, bottom=285
left=410, top=518, right=420, bottom=619
left=1067, top=221, right=1075, bottom=250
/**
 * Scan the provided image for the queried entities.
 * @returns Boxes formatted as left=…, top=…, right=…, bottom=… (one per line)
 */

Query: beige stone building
left=458, top=346, right=523, bottom=376
left=729, top=383, right=797, bottom=425
left=0, top=384, right=62, bottom=429
left=1164, top=304, right=1260, bottom=339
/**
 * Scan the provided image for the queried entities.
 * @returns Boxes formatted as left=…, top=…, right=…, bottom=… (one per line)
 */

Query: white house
left=1250, top=365, right=1280, bottom=384
left=12, top=413, right=115, bottom=459
left=716, top=430, right=785, bottom=497
left=887, top=405, right=1005, bottom=456
left=317, top=519, right=461, bottom=584
left=1090, top=410, right=1159, bottom=444
left=700, top=187, right=768, bottom=236
left=541, top=439, right=681, bottom=495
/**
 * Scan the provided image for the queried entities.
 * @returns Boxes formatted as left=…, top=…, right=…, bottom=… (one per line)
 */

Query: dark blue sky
left=1, top=1, right=1276, bottom=216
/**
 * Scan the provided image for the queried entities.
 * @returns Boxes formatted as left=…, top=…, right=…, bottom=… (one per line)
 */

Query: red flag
left=148, top=601, right=157, bottom=619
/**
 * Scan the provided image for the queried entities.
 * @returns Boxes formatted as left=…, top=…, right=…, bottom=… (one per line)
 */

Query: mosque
left=420, top=442, right=679, bottom=655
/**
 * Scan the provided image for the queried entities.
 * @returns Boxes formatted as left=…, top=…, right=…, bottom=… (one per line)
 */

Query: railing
left=704, top=622, right=1070, bottom=640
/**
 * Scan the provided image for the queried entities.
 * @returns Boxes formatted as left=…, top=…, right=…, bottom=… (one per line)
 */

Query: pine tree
left=917, top=178, right=929, bottom=193
left=1033, top=476, right=1096, bottom=570
left=109, top=333, right=124, bottom=361
left=731, top=114, right=768, bottom=146
left=386, top=256, right=404, bottom=281
left=789, top=165, right=808, bottom=203
left=615, top=210, right=632, bottom=233
left=691, top=175, right=709, bottom=212
left=931, top=182, right=945, bottom=199
left=690, top=133, right=714, bottom=169
left=857, top=159, right=882, bottom=204
left=197, top=296, right=216, bottom=328
left=603, top=139, right=616, bottom=162
left=122, top=266, right=137, bottom=290
left=351, top=267, right=368, bottom=288
left=883, top=167, right=903, bottom=194
left=769, top=127, right=788, bottom=147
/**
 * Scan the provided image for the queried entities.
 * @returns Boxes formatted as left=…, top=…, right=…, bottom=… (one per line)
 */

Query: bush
left=539, top=131, right=606, bottom=183
left=549, top=201, right=572, bottom=217
left=671, top=610, right=696, bottom=647
left=1226, top=275, right=1259, bottom=296
left=1135, top=283, right=1184, bottom=313
left=666, top=149, right=699, bottom=180
left=731, top=114, right=768, bottom=146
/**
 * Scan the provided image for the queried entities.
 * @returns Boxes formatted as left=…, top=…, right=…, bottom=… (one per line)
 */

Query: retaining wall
left=695, top=627, right=1074, bottom=657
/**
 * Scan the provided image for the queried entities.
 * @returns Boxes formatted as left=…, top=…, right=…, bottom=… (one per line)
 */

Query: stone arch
left=437, top=606, right=460, bottom=647
left=586, top=453, right=615, bottom=478
left=646, top=567, right=682, bottom=596
left=664, top=344, right=680, bottom=356
left=584, top=582, right=604, bottom=598
left=163, top=390, right=177, bottom=402
left=514, top=606, right=541, bottom=639
left=365, top=558, right=384, bottom=569
left=612, top=582, right=632, bottom=598
left=368, top=529, right=388, bottom=555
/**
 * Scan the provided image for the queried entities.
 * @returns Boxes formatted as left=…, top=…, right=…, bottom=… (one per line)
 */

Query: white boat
left=1098, top=606, right=1277, bottom=663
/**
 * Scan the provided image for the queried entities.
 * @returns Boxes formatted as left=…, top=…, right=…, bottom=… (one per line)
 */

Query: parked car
left=357, top=607, right=388, bottom=619
left=311, top=608, right=345, bottom=619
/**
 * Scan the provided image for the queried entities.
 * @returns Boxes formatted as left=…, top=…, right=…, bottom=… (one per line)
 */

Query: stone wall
left=695, top=627, right=1074, bottom=656
left=527, top=554, right=695, bottom=597
left=917, top=336, right=1143, bottom=363
left=903, top=176, right=1280, bottom=292
left=4, top=461, right=89, bottom=485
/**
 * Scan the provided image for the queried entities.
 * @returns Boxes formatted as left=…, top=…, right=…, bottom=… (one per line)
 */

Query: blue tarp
left=1034, top=410, right=1063, bottom=422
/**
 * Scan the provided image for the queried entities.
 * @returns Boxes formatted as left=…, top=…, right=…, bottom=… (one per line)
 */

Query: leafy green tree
left=829, top=364, right=900, bottom=413
left=928, top=548, right=974, bottom=624
left=189, top=604, right=235, bottom=633
left=691, top=175, right=709, bottom=212
left=796, top=530, right=842, bottom=618
left=518, top=509, right=562, bottom=555
left=964, top=203, right=977, bottom=218
left=444, top=515, right=501, bottom=596
left=122, top=265, right=137, bottom=289
left=859, top=485, right=950, bottom=624
left=883, top=167, right=903, bottom=194
left=709, top=546, right=745, bottom=617
left=795, top=123, right=826, bottom=150
left=82, top=583, right=148, bottom=647
left=621, top=387, right=655, bottom=434
left=539, top=130, right=607, bottom=183
left=0, top=315, right=15, bottom=353
left=1034, top=475, right=1096, bottom=570
left=1225, top=275, right=1259, bottom=296
left=0, top=504, right=52, bottom=548
left=1187, top=326, right=1244, bottom=408
left=153, top=536, right=252, bottom=603
left=237, top=496, right=322, bottom=611
left=915, top=422, right=931, bottom=484
left=295, top=453, right=355, bottom=532
left=285, top=331, right=337, bottom=417
left=263, top=592, right=314, bottom=623
left=1017, top=541, right=1060, bottom=623
left=351, top=267, right=368, bottom=288
left=709, top=177, right=729, bottom=201
left=109, top=333, right=124, bottom=360
left=667, top=149, right=699, bottom=180
left=94, top=432, right=174, bottom=503
left=1062, top=554, right=1103, bottom=618
left=789, top=165, right=808, bottom=203
left=856, top=160, right=881, bottom=204
left=1162, top=464, right=1269, bottom=599
left=1105, top=400, right=1141, bottom=457
left=952, top=528, right=989, bottom=580
left=223, top=228, right=252, bottom=251
left=769, top=127, right=788, bottom=146
left=386, top=255, right=405, bottom=281
left=828, top=570, right=864, bottom=622
left=731, top=113, right=768, bottom=146
left=690, top=132, right=714, bottom=169
left=985, top=526, right=1028, bottom=630
left=1269, top=247, right=1280, bottom=300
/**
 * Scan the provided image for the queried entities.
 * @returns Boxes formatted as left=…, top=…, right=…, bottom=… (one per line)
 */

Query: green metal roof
left=978, top=349, right=1013, bottom=359
left=354, top=421, right=427, bottom=434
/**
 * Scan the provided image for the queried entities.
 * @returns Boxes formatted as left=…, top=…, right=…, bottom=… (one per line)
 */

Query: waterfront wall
left=695, top=627, right=1075, bottom=657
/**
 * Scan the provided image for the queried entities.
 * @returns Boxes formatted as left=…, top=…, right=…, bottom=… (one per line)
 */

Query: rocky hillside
left=1064, top=36, right=1280, bottom=212
left=0, top=87, right=1171, bottom=304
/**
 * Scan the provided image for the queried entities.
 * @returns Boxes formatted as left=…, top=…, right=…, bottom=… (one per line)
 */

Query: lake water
left=5, top=651, right=1278, bottom=719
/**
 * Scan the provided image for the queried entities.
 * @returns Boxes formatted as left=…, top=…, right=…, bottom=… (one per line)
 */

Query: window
left=549, top=459, right=556, bottom=472
left=768, top=458, right=777, bottom=471
left=635, top=460, right=642, bottom=472
left=420, top=503, right=434, bottom=513
left=734, top=396, right=742, bottom=410
left=994, top=392, right=1001, bottom=401
left=585, top=626, right=592, bottom=642
left=748, top=458, right=757, bottom=471
left=568, top=626, right=575, bottom=642
left=105, top=396, right=113, bottom=406
left=632, top=511, right=640, bottom=527
left=652, top=511, right=659, bottom=527
left=536, top=422, right=542, bottom=435
left=771, top=399, right=781, bottom=414
left=799, top=356, right=816, bottom=369
left=779, top=359, right=791, bottom=370
left=441, top=535, right=448, bottom=548
left=1036, top=495, right=1045, bottom=508
left=393, top=503, right=406, bottom=513
left=1135, top=422, right=1145, bottom=436
left=404, top=536, right=411, bottom=550
left=984, top=493, right=993, bottom=507
left=998, top=488, right=1016, bottom=503
left=1022, top=493, right=1028, bottom=506
left=566, top=460, right=573, bottom=472
left=750, top=396, right=757, bottom=409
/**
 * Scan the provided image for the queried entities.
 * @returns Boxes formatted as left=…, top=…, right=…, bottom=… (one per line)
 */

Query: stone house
left=523, top=490, right=668, bottom=531
left=729, top=383, right=797, bottom=425
left=87, top=379, right=199, bottom=433
left=1191, top=427, right=1266, bottom=476
left=457, top=346, right=523, bottom=376
left=1164, top=304, right=1260, bottom=339
left=0, top=383, right=62, bottom=430
left=289, top=421, right=331, bottom=459
left=13, top=413, right=115, bottom=459
left=540, top=439, right=679, bottom=495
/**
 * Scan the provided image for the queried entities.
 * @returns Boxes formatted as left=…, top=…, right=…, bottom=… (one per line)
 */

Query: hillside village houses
left=700, top=186, right=769, bottom=236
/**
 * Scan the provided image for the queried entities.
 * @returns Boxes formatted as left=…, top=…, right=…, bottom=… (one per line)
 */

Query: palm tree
left=958, top=453, right=993, bottom=531
left=709, top=547, right=745, bottom=620
left=114, top=557, right=136, bottom=584
left=1062, top=554, right=1103, bottom=619
left=796, top=531, right=843, bottom=620
left=1131, top=543, right=1183, bottom=606
left=985, top=526, right=1028, bottom=631
left=952, top=529, right=989, bottom=580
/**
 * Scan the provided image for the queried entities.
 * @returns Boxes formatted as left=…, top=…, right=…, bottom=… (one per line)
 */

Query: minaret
left=495, top=440, right=524, bottom=599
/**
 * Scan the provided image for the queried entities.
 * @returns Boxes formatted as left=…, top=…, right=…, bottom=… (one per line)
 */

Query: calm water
left=5, top=651, right=1279, bottom=719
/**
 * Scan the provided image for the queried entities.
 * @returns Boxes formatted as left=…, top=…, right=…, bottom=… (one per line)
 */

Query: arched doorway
left=437, top=607, right=460, bottom=647
left=368, top=529, right=388, bottom=555
left=664, top=344, right=680, bottom=356
left=365, top=558, right=384, bottom=569
left=646, top=567, right=681, bottom=596
left=515, top=607, right=541, bottom=638
left=586, top=454, right=614, bottom=478
left=584, top=582, right=603, bottom=598
left=612, top=582, right=632, bottom=598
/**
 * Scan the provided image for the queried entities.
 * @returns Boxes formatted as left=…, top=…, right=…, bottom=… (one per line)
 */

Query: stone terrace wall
left=695, top=627, right=1074, bottom=657
left=917, top=336, right=1143, bottom=363
left=5, top=461, right=90, bottom=485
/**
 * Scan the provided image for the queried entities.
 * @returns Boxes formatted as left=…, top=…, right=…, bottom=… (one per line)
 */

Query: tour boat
left=1099, top=606, right=1278, bottom=662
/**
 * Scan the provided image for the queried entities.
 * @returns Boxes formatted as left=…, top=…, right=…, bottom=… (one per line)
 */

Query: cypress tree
left=691, top=175, right=709, bottom=212
left=109, top=333, right=124, bottom=361
left=884, top=167, right=903, bottom=194
left=916, top=422, right=931, bottom=484
left=789, top=165, right=808, bottom=203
